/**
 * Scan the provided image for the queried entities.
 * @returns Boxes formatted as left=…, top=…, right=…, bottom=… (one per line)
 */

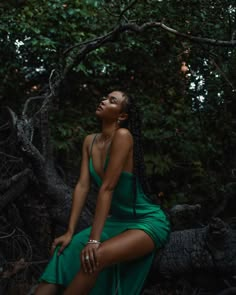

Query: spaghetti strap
left=89, top=134, right=98, bottom=156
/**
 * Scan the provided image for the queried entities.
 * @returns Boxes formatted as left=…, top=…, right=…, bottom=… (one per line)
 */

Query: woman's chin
left=95, top=109, right=102, bottom=117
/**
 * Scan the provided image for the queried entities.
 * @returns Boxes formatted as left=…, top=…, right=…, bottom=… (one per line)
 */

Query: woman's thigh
left=97, top=229, right=155, bottom=268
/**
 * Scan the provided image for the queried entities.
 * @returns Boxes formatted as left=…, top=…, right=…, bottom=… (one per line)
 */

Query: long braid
left=120, top=92, right=150, bottom=216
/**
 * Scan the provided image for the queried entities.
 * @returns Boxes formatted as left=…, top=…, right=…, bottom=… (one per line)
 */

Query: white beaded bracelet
left=87, top=239, right=101, bottom=244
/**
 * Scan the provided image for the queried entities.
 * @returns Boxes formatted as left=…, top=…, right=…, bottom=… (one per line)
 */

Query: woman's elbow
left=100, top=183, right=115, bottom=194
left=75, top=181, right=90, bottom=193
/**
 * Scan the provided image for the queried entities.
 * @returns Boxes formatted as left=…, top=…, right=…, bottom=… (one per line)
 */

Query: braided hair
left=120, top=92, right=150, bottom=216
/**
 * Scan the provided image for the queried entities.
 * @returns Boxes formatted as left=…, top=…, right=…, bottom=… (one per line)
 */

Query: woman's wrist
left=67, top=228, right=74, bottom=236
left=87, top=239, right=101, bottom=244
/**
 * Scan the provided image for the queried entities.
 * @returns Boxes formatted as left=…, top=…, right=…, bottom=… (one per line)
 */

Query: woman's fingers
left=50, top=239, right=59, bottom=256
left=88, top=248, right=97, bottom=272
left=57, top=242, right=67, bottom=256
left=81, top=245, right=100, bottom=273
left=92, top=247, right=100, bottom=270
left=50, top=244, right=56, bottom=256
left=50, top=235, right=71, bottom=256
left=82, top=251, right=91, bottom=273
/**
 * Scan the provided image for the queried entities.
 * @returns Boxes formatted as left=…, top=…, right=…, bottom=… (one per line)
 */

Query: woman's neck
left=100, top=121, right=119, bottom=139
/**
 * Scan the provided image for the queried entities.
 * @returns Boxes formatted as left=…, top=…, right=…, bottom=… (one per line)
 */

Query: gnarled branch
left=63, top=21, right=236, bottom=76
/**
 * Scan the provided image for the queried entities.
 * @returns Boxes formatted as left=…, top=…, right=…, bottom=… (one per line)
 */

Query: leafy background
left=1, top=0, right=236, bottom=217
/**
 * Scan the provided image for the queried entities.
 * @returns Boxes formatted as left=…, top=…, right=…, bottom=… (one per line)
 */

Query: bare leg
left=34, top=282, right=62, bottom=295
left=64, top=269, right=99, bottom=295
left=64, top=229, right=155, bottom=295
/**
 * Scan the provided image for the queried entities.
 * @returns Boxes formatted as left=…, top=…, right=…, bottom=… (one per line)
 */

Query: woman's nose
left=101, top=97, right=108, bottom=105
left=101, top=96, right=108, bottom=101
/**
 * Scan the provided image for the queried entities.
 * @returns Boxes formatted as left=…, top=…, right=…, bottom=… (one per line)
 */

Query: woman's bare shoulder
left=114, top=128, right=133, bottom=140
left=84, top=133, right=97, bottom=141
left=83, top=133, right=97, bottom=148
left=115, top=128, right=132, bottom=136
left=112, top=128, right=133, bottom=149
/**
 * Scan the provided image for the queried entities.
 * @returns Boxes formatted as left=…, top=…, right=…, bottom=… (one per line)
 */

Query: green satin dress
left=39, top=138, right=170, bottom=294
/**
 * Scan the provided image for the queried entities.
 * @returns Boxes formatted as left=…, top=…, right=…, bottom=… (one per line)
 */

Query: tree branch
left=121, top=22, right=236, bottom=47
left=210, top=58, right=236, bottom=91
left=118, top=0, right=139, bottom=22
left=22, top=96, right=45, bottom=117
left=0, top=168, right=32, bottom=212
left=63, top=21, right=236, bottom=75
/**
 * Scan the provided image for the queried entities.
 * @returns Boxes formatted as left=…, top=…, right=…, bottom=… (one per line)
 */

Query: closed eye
left=110, top=96, right=118, bottom=103
left=101, top=95, right=118, bottom=103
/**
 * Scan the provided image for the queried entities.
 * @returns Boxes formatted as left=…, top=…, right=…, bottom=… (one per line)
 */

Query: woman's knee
left=96, top=245, right=115, bottom=270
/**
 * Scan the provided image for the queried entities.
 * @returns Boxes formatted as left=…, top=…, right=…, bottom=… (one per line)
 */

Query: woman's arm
left=52, top=135, right=92, bottom=255
left=81, top=129, right=133, bottom=272
left=89, top=128, right=133, bottom=241
left=67, top=134, right=92, bottom=235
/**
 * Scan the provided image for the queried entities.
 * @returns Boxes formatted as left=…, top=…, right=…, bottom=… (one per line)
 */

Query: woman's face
left=95, top=91, right=126, bottom=121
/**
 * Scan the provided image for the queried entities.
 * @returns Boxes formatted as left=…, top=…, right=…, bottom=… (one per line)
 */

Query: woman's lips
left=96, top=105, right=103, bottom=110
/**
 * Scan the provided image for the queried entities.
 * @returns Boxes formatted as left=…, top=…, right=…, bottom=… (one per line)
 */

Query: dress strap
left=89, top=134, right=98, bottom=156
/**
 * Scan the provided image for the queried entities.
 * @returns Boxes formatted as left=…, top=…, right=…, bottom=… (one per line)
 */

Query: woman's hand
left=81, top=243, right=100, bottom=273
left=51, top=231, right=73, bottom=256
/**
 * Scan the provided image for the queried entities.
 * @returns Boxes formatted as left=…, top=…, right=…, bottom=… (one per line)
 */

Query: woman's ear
left=118, top=112, right=128, bottom=123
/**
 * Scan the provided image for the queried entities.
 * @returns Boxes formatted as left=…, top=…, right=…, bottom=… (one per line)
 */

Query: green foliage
left=1, top=0, right=236, bottom=214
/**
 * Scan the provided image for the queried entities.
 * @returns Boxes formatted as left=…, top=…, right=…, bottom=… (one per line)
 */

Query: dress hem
left=38, top=277, right=67, bottom=288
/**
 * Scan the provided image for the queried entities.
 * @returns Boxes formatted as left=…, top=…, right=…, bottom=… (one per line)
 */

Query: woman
left=35, top=90, right=170, bottom=295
